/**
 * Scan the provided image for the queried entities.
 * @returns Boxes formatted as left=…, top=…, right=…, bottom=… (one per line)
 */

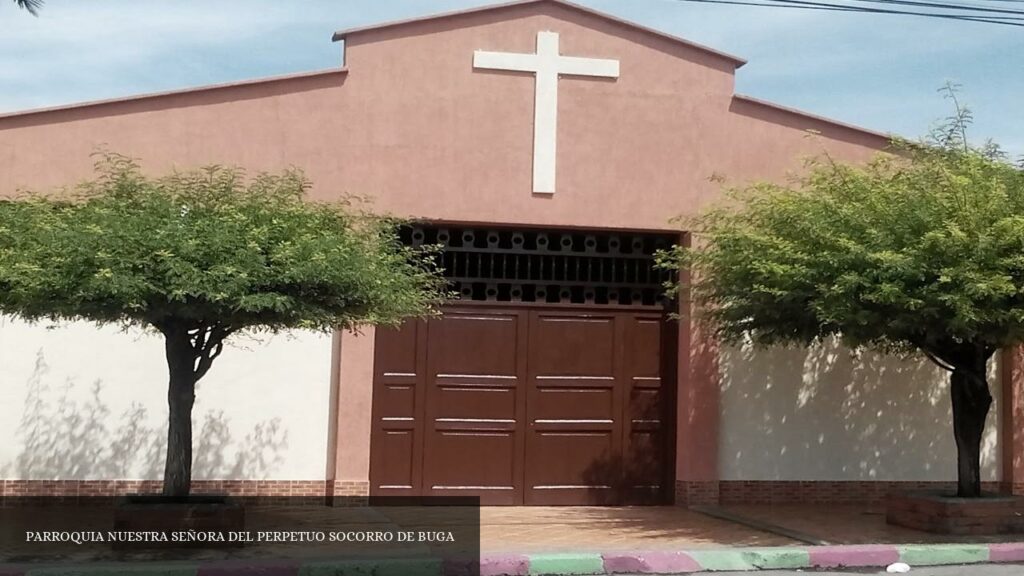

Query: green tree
left=660, top=97, right=1024, bottom=498
left=0, top=155, right=447, bottom=497
left=14, top=0, right=42, bottom=15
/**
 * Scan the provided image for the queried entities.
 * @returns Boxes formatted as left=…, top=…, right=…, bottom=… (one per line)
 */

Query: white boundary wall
left=720, top=338, right=1002, bottom=482
left=2, top=319, right=1004, bottom=484
left=0, top=317, right=332, bottom=481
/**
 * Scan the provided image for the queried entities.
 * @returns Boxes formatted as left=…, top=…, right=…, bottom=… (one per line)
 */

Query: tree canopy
left=0, top=154, right=448, bottom=497
left=664, top=137, right=1024, bottom=366
left=659, top=102, right=1024, bottom=497
left=0, top=154, right=446, bottom=336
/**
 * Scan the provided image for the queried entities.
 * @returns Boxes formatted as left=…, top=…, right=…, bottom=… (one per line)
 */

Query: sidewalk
left=469, top=505, right=1024, bottom=574
left=479, top=506, right=792, bottom=553
left=1, top=504, right=1023, bottom=574
left=720, top=503, right=1023, bottom=545
left=1, top=542, right=1022, bottom=575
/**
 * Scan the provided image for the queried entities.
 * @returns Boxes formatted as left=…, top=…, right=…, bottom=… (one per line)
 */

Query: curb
left=3, top=542, right=1024, bottom=575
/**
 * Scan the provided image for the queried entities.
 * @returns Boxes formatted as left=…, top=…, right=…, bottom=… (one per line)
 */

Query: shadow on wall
left=1, top=349, right=288, bottom=481
left=720, top=337, right=1001, bottom=482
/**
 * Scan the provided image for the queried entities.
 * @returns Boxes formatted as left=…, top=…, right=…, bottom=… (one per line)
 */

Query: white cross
left=474, top=31, right=619, bottom=194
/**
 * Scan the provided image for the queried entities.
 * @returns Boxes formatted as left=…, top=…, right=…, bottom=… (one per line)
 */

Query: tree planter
left=886, top=491, right=1024, bottom=535
left=112, top=494, right=245, bottom=550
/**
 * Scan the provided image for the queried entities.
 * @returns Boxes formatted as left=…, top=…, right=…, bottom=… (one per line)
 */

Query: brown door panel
left=621, top=314, right=666, bottom=504
left=524, top=311, right=624, bottom=505
left=369, top=306, right=671, bottom=505
left=421, top=309, right=528, bottom=505
left=369, top=320, right=427, bottom=496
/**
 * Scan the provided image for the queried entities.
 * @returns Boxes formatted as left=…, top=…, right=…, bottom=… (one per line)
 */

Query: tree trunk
left=162, top=327, right=197, bottom=498
left=950, top=356, right=992, bottom=498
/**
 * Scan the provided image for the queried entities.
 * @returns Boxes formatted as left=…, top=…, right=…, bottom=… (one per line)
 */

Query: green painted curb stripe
left=898, top=544, right=990, bottom=566
left=687, top=548, right=810, bottom=571
left=25, top=567, right=197, bottom=576
left=739, top=548, right=810, bottom=569
left=686, top=550, right=755, bottom=572
left=528, top=553, right=604, bottom=575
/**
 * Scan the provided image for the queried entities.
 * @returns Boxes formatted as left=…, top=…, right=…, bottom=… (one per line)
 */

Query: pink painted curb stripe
left=990, top=542, right=1024, bottom=563
left=808, top=545, right=900, bottom=568
left=480, top=554, right=529, bottom=576
left=602, top=551, right=702, bottom=574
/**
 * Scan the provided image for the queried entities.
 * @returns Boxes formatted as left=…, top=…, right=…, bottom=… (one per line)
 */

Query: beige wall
left=0, top=317, right=332, bottom=481
left=720, top=338, right=1002, bottom=482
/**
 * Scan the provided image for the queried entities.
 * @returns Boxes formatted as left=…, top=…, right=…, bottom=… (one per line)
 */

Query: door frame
left=368, top=302, right=678, bottom=505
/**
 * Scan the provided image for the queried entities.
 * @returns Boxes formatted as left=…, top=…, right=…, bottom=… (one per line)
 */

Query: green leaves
left=661, top=138, right=1024, bottom=358
left=0, top=154, right=448, bottom=336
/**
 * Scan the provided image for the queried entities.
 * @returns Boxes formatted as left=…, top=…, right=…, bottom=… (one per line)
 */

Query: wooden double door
left=369, top=306, right=674, bottom=505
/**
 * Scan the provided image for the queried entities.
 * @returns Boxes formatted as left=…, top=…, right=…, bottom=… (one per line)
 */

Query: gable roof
left=0, top=0, right=891, bottom=143
left=0, top=69, right=347, bottom=124
left=331, top=0, right=747, bottom=68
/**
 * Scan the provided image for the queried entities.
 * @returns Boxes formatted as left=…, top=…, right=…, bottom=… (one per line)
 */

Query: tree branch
left=194, top=341, right=222, bottom=381
left=189, top=322, right=208, bottom=353
left=920, top=347, right=956, bottom=372
left=911, top=338, right=957, bottom=372
left=192, top=324, right=236, bottom=381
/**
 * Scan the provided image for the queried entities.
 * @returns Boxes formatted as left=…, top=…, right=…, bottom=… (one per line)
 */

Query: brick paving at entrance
left=478, top=504, right=1024, bottom=552
left=3, top=503, right=1023, bottom=567
left=479, top=506, right=794, bottom=552
left=720, top=503, right=1024, bottom=545
left=1, top=504, right=792, bottom=563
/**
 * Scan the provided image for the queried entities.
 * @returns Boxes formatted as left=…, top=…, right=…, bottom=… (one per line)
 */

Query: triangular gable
left=332, top=0, right=747, bottom=68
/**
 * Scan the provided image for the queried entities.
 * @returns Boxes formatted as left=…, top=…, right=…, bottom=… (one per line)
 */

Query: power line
left=673, top=0, right=1024, bottom=26
left=673, top=0, right=1024, bottom=25
left=771, top=0, right=1024, bottom=21
left=844, top=0, right=1024, bottom=17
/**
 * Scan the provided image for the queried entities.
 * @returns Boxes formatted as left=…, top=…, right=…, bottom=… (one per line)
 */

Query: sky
left=0, top=0, right=1021, bottom=156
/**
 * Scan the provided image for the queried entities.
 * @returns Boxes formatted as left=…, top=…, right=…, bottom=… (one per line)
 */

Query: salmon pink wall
left=0, top=2, right=886, bottom=228
left=0, top=1, right=892, bottom=492
left=330, top=330, right=376, bottom=485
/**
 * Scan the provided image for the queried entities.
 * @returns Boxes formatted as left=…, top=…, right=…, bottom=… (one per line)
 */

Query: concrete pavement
left=2, top=543, right=1022, bottom=574
left=3, top=505, right=1024, bottom=574
left=712, top=566, right=1024, bottom=575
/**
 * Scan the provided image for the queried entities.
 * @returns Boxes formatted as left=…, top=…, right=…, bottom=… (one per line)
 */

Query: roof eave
left=732, top=93, right=894, bottom=142
left=331, top=0, right=746, bottom=69
left=0, top=68, right=348, bottom=123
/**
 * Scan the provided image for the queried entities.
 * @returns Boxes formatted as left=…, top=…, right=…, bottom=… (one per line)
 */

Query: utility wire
left=673, top=0, right=1024, bottom=25
left=771, top=0, right=1024, bottom=20
left=843, top=0, right=1024, bottom=16
left=673, top=0, right=1024, bottom=26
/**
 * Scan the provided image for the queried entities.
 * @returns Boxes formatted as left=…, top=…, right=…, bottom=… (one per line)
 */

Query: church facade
left=0, top=0, right=1019, bottom=505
